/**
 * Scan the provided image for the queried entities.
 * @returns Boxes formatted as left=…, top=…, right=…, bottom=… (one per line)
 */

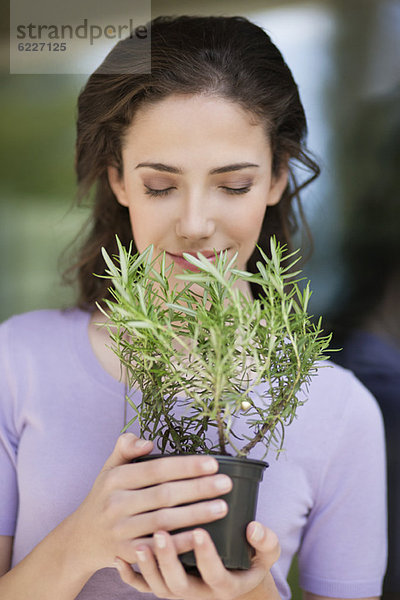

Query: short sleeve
left=0, top=318, right=19, bottom=535
left=298, top=373, right=387, bottom=598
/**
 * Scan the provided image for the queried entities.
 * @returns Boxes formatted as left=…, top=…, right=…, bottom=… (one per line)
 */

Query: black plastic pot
left=134, top=454, right=268, bottom=571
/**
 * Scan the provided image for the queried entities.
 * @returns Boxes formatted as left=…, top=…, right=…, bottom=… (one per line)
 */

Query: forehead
left=122, top=94, right=271, bottom=162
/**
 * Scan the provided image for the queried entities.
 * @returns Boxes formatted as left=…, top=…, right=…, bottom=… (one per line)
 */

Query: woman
left=0, top=15, right=386, bottom=600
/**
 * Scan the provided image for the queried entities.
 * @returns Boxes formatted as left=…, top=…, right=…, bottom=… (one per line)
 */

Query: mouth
left=166, top=250, right=226, bottom=272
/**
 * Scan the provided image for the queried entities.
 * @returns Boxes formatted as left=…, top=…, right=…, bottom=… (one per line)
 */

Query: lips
left=166, top=250, right=224, bottom=272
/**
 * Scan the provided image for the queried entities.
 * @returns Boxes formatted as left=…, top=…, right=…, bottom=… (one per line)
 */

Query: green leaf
left=165, top=303, right=197, bottom=317
left=101, top=246, right=120, bottom=278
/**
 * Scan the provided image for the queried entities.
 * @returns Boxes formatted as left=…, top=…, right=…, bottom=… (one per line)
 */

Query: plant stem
left=163, top=394, right=184, bottom=453
left=217, top=410, right=227, bottom=454
left=239, top=418, right=277, bottom=457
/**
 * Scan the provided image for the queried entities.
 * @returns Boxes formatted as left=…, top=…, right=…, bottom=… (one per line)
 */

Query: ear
left=107, top=165, right=129, bottom=207
left=266, top=166, right=289, bottom=207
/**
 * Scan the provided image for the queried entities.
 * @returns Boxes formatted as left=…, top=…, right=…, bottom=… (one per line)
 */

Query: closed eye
left=144, top=185, right=252, bottom=197
left=220, top=186, right=251, bottom=195
left=144, top=185, right=176, bottom=197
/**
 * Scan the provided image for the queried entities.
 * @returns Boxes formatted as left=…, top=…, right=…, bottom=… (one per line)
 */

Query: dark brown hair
left=66, top=15, right=319, bottom=308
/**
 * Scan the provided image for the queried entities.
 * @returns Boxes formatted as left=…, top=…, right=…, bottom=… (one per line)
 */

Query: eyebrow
left=135, top=162, right=259, bottom=175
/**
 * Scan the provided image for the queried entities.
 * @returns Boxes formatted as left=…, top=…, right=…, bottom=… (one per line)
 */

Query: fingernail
left=134, top=438, right=151, bottom=449
left=154, top=532, right=167, bottom=549
left=250, top=522, right=264, bottom=542
left=193, top=529, right=204, bottom=545
left=121, top=433, right=136, bottom=450
left=201, top=458, right=218, bottom=473
left=136, top=549, right=147, bottom=562
left=113, top=557, right=122, bottom=570
left=214, top=474, right=232, bottom=492
left=210, top=500, right=227, bottom=515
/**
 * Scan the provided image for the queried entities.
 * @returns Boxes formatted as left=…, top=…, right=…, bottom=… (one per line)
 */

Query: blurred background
left=1, top=0, right=399, bottom=596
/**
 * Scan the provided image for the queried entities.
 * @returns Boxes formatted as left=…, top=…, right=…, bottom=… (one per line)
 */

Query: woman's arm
left=0, top=433, right=230, bottom=600
left=0, top=513, right=95, bottom=599
left=0, top=536, right=13, bottom=576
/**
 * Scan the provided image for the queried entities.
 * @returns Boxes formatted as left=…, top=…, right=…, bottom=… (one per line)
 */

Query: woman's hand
left=114, top=521, right=281, bottom=600
left=69, top=433, right=232, bottom=575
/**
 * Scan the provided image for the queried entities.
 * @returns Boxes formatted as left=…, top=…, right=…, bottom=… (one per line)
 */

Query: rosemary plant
left=99, top=237, right=331, bottom=459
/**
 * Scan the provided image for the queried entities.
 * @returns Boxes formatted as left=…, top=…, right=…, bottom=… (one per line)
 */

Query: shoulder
left=305, top=359, right=383, bottom=424
left=1, top=307, right=87, bottom=331
left=0, top=308, right=91, bottom=371
left=0, top=308, right=89, bottom=345
left=283, top=360, right=385, bottom=463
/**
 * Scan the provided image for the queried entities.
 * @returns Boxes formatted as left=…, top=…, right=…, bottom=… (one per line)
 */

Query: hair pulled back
left=68, top=15, right=319, bottom=307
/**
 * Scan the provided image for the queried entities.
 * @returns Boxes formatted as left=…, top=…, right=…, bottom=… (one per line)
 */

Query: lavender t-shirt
left=0, top=309, right=387, bottom=599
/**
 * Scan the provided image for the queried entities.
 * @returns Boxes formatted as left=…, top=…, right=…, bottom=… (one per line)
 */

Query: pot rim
left=134, top=453, right=268, bottom=469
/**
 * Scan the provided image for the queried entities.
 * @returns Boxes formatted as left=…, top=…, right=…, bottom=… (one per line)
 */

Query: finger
left=247, top=522, right=281, bottom=570
left=113, top=557, right=152, bottom=594
left=192, top=529, right=234, bottom=594
left=153, top=531, right=204, bottom=598
left=135, top=544, right=176, bottom=599
left=114, top=473, right=232, bottom=514
left=193, top=529, right=266, bottom=597
left=125, top=497, right=228, bottom=538
left=121, top=530, right=196, bottom=564
left=112, top=454, right=219, bottom=489
left=101, top=433, right=153, bottom=471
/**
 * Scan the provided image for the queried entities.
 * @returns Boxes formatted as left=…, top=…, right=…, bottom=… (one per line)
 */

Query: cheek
left=127, top=205, right=149, bottom=251
left=127, top=203, right=167, bottom=252
left=231, top=201, right=267, bottom=243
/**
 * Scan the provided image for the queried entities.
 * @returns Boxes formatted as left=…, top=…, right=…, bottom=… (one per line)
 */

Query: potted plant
left=98, top=236, right=331, bottom=570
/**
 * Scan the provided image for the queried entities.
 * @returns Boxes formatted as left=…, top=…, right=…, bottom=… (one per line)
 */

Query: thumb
left=246, top=522, right=281, bottom=570
left=102, top=433, right=153, bottom=472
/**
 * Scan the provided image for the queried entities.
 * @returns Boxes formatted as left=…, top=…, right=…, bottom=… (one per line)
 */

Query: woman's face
left=108, top=94, right=288, bottom=294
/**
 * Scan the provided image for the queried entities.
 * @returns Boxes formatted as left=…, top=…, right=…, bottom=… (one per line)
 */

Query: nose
left=175, top=195, right=216, bottom=240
